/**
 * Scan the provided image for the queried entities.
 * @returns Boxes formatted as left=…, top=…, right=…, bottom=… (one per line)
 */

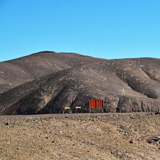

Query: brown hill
left=0, top=51, right=103, bottom=93
left=0, top=55, right=160, bottom=115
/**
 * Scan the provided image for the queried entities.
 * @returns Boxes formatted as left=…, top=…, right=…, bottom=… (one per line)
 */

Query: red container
left=96, top=100, right=103, bottom=108
left=89, top=100, right=96, bottom=108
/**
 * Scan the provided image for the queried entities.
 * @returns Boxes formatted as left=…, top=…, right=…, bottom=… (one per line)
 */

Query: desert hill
left=0, top=53, right=160, bottom=115
left=0, top=51, right=103, bottom=93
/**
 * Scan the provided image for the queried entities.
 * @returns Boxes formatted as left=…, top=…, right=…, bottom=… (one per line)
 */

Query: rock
left=147, top=139, right=154, bottom=143
left=117, top=125, right=125, bottom=132
left=129, top=140, right=133, bottom=144
left=118, top=125, right=124, bottom=128
left=155, top=111, right=160, bottom=115
left=153, top=137, right=160, bottom=142
left=117, top=128, right=124, bottom=132
left=147, top=137, right=160, bottom=143
left=130, top=116, right=135, bottom=119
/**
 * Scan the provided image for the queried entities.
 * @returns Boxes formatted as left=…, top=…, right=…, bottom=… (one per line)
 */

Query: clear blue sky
left=0, top=0, right=160, bottom=61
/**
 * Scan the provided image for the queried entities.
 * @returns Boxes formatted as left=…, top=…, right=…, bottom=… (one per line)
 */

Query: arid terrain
left=0, top=51, right=160, bottom=115
left=1, top=52, right=160, bottom=159
left=1, top=113, right=160, bottom=160
left=0, top=51, right=103, bottom=94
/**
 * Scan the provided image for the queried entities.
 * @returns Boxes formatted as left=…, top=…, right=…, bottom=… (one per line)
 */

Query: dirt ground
left=0, top=113, right=160, bottom=160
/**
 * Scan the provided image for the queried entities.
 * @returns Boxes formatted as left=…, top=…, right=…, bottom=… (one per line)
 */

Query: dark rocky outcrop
left=0, top=52, right=160, bottom=115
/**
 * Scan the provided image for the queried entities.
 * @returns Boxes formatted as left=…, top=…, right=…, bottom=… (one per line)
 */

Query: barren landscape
left=1, top=0, right=160, bottom=159
left=0, top=51, right=160, bottom=115
left=1, top=113, right=160, bottom=160
left=0, top=52, right=160, bottom=159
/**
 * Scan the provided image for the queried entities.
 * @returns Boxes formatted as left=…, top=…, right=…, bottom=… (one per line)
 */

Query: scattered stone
left=153, top=137, right=160, bottom=142
left=124, top=132, right=128, bottom=135
left=117, top=152, right=122, bottom=157
left=117, top=125, right=125, bottom=132
left=129, top=140, right=133, bottom=144
left=117, top=128, right=124, bottom=132
left=130, top=116, right=135, bottom=119
left=5, top=122, right=8, bottom=125
left=147, top=137, right=160, bottom=144
left=118, top=125, right=124, bottom=128
left=155, top=111, right=160, bottom=115
left=147, top=139, right=154, bottom=143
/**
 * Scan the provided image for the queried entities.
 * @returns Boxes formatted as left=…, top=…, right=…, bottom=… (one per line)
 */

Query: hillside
left=0, top=51, right=103, bottom=93
left=0, top=54, right=160, bottom=115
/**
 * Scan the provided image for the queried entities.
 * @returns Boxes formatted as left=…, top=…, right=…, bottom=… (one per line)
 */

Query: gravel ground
left=0, top=113, right=160, bottom=160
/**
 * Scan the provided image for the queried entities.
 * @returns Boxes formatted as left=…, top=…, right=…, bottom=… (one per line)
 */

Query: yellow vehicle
left=63, top=107, right=72, bottom=114
left=75, top=106, right=82, bottom=113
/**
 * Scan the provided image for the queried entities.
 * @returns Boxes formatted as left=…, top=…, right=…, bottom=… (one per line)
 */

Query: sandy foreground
left=0, top=113, right=160, bottom=160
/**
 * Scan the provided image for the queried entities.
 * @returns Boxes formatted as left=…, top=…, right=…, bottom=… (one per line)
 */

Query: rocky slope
left=0, top=51, right=103, bottom=93
left=0, top=53, right=160, bottom=115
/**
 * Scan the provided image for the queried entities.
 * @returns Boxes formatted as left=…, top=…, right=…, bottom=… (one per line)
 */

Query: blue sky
left=0, top=0, right=160, bottom=61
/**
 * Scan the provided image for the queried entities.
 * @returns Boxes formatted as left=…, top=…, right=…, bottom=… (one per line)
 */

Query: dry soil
left=0, top=113, right=160, bottom=160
